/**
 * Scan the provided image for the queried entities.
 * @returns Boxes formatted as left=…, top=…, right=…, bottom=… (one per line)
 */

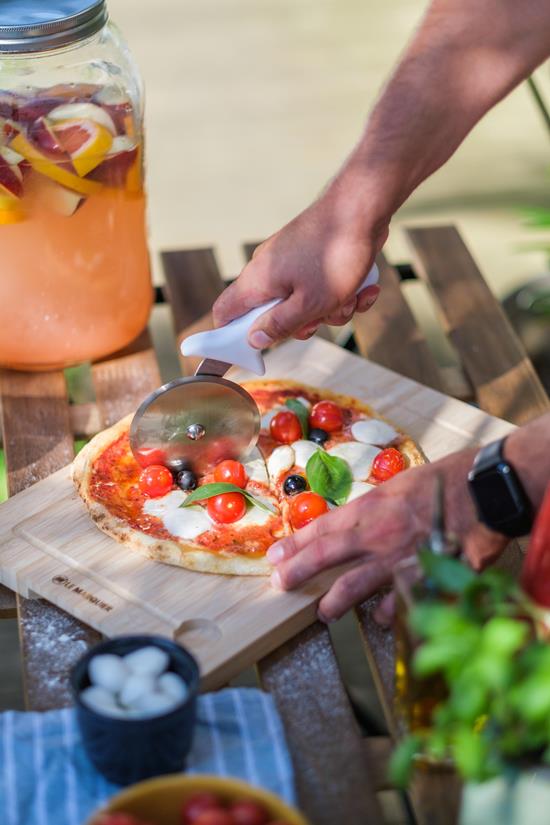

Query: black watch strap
left=468, top=436, right=533, bottom=538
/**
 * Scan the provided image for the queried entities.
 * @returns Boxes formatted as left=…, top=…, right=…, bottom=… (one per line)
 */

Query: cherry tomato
left=229, top=800, right=269, bottom=825
left=181, top=792, right=221, bottom=824
left=193, top=812, right=234, bottom=825
left=309, top=400, right=343, bottom=433
left=138, top=464, right=173, bottom=498
left=214, top=459, right=248, bottom=489
left=371, top=447, right=405, bottom=481
left=270, top=410, right=302, bottom=444
left=207, top=492, right=247, bottom=524
left=289, top=491, right=329, bottom=530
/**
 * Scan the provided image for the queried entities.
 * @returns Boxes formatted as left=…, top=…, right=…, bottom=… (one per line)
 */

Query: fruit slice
left=52, top=118, right=113, bottom=176
left=93, top=86, right=134, bottom=134
left=48, top=102, right=116, bottom=135
left=37, top=82, right=99, bottom=100
left=0, top=194, right=24, bottom=224
left=29, top=174, right=84, bottom=217
left=28, top=116, right=67, bottom=159
left=0, top=145, right=23, bottom=167
left=10, top=132, right=102, bottom=195
left=16, top=96, right=67, bottom=123
left=89, top=135, right=137, bottom=186
left=0, top=153, right=23, bottom=197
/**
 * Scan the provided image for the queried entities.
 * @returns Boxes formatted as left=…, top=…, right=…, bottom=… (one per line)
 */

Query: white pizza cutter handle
left=181, top=263, right=379, bottom=376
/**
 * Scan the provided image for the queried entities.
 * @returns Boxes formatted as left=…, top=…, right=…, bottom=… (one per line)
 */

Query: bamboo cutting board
left=0, top=338, right=516, bottom=689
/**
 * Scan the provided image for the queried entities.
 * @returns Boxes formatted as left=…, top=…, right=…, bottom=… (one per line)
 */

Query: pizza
left=72, top=380, right=425, bottom=576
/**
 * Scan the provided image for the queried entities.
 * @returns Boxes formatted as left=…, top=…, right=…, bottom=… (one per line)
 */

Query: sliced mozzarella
left=267, top=445, right=295, bottom=479
left=291, top=439, right=320, bottom=469
left=346, top=481, right=375, bottom=502
left=295, top=396, right=312, bottom=411
left=238, top=498, right=276, bottom=526
left=327, top=442, right=380, bottom=481
left=244, top=457, right=269, bottom=485
left=351, top=418, right=398, bottom=447
left=143, top=490, right=212, bottom=540
left=261, top=406, right=283, bottom=430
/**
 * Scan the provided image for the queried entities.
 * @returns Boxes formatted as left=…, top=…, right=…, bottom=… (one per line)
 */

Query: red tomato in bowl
left=229, top=800, right=269, bottom=825
left=193, top=812, right=234, bottom=825
left=213, top=459, right=248, bottom=489
left=309, top=401, right=343, bottom=433
left=207, top=492, right=247, bottom=524
left=371, top=447, right=405, bottom=481
left=270, top=411, right=302, bottom=444
left=289, top=492, right=329, bottom=529
left=181, top=792, right=221, bottom=823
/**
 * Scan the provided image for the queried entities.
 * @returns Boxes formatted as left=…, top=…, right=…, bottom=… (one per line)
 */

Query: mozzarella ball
left=123, top=646, right=169, bottom=678
left=158, top=672, right=188, bottom=704
left=119, top=673, right=156, bottom=708
left=88, top=654, right=129, bottom=693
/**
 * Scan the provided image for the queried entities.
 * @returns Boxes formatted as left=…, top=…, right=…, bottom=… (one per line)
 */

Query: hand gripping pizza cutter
left=130, top=265, right=379, bottom=475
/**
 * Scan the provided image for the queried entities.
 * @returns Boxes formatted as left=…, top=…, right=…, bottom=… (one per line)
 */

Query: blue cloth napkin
left=0, top=688, right=295, bottom=825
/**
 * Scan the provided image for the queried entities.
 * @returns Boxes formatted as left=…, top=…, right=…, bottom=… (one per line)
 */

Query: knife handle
left=181, top=264, right=379, bottom=376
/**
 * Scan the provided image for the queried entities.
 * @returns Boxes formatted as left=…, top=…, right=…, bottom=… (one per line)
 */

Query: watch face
left=474, top=467, right=517, bottom=523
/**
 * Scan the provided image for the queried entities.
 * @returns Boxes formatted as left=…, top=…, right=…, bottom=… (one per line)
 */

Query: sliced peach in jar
left=89, top=135, right=137, bottom=186
left=28, top=116, right=67, bottom=160
left=52, top=119, right=113, bottom=176
left=26, top=173, right=84, bottom=217
left=0, top=153, right=23, bottom=198
left=93, top=86, right=134, bottom=134
left=10, top=132, right=102, bottom=196
left=48, top=102, right=116, bottom=136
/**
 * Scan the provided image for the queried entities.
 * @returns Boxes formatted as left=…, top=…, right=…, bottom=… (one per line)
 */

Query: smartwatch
left=467, top=437, right=533, bottom=538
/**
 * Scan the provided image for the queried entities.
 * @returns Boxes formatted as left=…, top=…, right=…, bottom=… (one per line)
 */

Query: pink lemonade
left=0, top=83, right=152, bottom=370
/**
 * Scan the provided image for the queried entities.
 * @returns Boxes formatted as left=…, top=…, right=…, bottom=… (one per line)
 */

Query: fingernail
left=266, top=543, right=285, bottom=564
left=342, top=298, right=356, bottom=314
left=249, top=330, right=273, bottom=349
left=270, top=569, right=282, bottom=590
left=317, top=609, right=336, bottom=625
left=365, top=285, right=380, bottom=307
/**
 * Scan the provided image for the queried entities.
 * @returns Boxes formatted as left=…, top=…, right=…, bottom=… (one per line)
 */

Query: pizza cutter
left=130, top=265, right=379, bottom=475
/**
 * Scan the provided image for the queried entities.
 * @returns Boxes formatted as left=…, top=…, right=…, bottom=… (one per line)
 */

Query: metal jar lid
left=0, top=1, right=108, bottom=54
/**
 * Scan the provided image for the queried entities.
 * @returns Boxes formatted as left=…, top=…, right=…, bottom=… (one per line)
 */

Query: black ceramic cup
left=71, top=634, right=200, bottom=786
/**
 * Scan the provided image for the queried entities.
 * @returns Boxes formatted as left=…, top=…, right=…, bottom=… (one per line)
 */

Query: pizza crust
left=72, top=379, right=426, bottom=577
left=72, top=414, right=272, bottom=576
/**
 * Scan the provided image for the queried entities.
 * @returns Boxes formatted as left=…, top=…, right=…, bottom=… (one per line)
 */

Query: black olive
left=309, top=428, right=328, bottom=445
left=283, top=474, right=307, bottom=496
left=176, top=469, right=197, bottom=491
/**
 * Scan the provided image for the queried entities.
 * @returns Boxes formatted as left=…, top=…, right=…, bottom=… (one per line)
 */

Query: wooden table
left=1, top=225, right=548, bottom=825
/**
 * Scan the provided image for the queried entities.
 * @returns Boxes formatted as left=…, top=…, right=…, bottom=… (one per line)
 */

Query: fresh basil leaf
left=418, top=548, right=476, bottom=595
left=306, top=450, right=352, bottom=506
left=285, top=398, right=309, bottom=438
left=180, top=482, right=276, bottom=514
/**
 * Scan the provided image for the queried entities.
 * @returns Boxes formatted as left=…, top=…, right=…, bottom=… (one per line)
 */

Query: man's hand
left=212, top=183, right=386, bottom=347
left=266, top=448, right=509, bottom=625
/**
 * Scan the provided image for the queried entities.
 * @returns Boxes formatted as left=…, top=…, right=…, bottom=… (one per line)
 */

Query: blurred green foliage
left=390, top=553, right=550, bottom=788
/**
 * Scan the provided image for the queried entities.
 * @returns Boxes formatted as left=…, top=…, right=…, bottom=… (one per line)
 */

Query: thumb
left=212, top=280, right=268, bottom=328
left=463, top=523, right=509, bottom=571
left=248, top=292, right=307, bottom=348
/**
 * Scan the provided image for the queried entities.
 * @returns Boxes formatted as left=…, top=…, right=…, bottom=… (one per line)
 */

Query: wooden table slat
left=353, top=252, right=446, bottom=393
left=406, top=225, right=550, bottom=424
left=0, top=369, right=100, bottom=710
left=259, top=622, right=384, bottom=825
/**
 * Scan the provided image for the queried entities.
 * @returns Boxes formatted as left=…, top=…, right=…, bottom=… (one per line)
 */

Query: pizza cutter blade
left=130, top=264, right=379, bottom=475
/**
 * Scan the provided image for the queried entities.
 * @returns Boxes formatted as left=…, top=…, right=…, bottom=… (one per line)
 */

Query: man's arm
left=265, top=411, right=550, bottom=625
left=213, top=0, right=550, bottom=345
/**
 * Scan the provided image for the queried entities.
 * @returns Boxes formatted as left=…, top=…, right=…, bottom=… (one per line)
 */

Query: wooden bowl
left=86, top=773, right=309, bottom=825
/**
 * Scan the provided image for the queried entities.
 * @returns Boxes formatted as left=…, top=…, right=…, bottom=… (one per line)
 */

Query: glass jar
left=0, top=1, right=152, bottom=370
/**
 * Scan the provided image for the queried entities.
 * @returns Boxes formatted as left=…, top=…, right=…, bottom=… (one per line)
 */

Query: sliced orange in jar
left=0, top=194, right=24, bottom=224
left=52, top=119, right=113, bottom=177
left=10, top=132, right=102, bottom=195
